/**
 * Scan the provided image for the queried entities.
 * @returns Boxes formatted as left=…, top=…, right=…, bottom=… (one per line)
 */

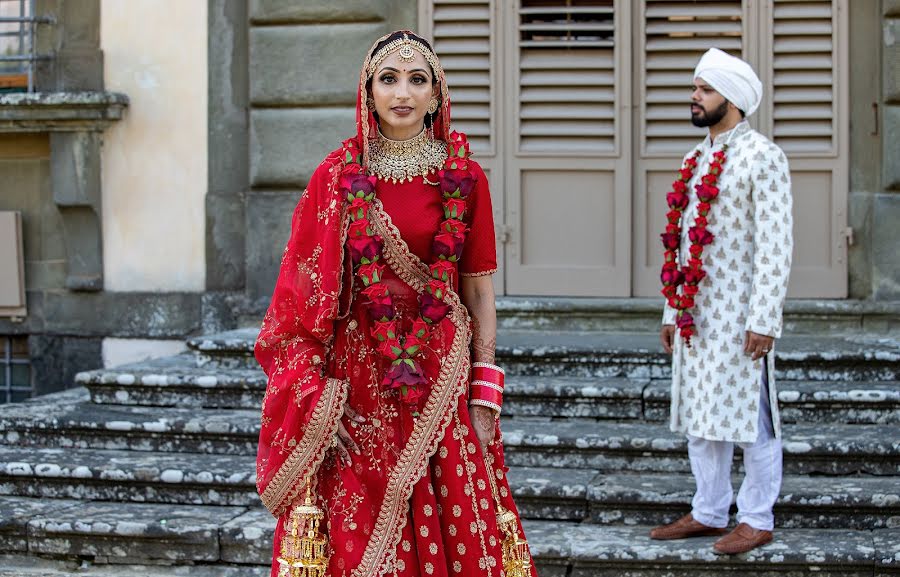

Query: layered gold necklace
left=367, top=127, right=447, bottom=184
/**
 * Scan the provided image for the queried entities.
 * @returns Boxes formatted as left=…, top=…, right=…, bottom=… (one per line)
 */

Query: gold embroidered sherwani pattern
left=663, top=120, right=793, bottom=444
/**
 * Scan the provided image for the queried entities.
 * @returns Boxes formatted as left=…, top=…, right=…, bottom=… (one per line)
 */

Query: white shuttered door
left=505, top=0, right=631, bottom=296
left=423, top=0, right=848, bottom=298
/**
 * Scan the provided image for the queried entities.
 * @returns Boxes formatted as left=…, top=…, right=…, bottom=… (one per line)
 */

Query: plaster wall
left=100, top=0, right=208, bottom=292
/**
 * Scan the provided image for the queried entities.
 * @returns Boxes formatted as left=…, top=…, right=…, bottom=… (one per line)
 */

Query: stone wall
left=874, top=0, right=900, bottom=298
left=240, top=0, right=417, bottom=311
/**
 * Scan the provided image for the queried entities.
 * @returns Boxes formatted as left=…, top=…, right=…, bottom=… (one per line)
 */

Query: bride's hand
left=468, top=404, right=497, bottom=453
left=334, top=404, right=365, bottom=465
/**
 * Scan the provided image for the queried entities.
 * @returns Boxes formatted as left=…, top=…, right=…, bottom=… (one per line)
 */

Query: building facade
left=0, top=0, right=898, bottom=399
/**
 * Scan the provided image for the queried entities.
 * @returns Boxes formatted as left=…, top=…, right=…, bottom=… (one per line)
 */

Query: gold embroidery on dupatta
left=351, top=201, right=471, bottom=577
left=260, top=155, right=353, bottom=519
left=260, top=377, right=349, bottom=517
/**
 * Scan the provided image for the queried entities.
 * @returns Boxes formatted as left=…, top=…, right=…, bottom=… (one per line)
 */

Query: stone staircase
left=0, top=321, right=898, bottom=575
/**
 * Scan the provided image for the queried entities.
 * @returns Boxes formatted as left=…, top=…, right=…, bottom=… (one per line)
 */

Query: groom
left=651, top=48, right=793, bottom=555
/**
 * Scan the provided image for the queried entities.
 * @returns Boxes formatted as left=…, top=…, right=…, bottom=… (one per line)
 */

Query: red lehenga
left=254, top=32, right=537, bottom=577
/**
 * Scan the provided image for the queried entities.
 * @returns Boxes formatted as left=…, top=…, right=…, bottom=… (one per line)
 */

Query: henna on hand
left=471, top=314, right=497, bottom=364
left=469, top=404, right=497, bottom=450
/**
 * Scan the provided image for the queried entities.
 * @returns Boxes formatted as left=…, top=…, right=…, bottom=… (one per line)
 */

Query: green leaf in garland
left=391, top=346, right=404, bottom=357
left=403, top=358, right=416, bottom=369
left=405, top=345, right=420, bottom=356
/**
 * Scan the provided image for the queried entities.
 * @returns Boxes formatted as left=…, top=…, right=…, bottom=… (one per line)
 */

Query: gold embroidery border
left=351, top=200, right=471, bottom=577
left=260, top=376, right=349, bottom=517
left=460, top=268, right=497, bottom=278
left=259, top=154, right=351, bottom=518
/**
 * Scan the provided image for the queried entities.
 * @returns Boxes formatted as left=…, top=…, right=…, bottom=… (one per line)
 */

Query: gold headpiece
left=367, top=32, right=443, bottom=79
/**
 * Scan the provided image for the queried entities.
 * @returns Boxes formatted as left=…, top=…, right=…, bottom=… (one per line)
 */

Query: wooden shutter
left=769, top=0, right=836, bottom=153
left=503, top=0, right=631, bottom=296
left=633, top=0, right=747, bottom=297
left=516, top=0, right=617, bottom=152
left=641, top=0, right=746, bottom=155
left=761, top=0, right=848, bottom=297
left=428, top=1, right=494, bottom=153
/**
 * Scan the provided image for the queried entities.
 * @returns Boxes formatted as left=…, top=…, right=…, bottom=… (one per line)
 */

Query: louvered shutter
left=761, top=0, right=848, bottom=297
left=641, top=0, right=746, bottom=154
left=769, top=0, right=836, bottom=153
left=429, top=1, right=494, bottom=153
left=516, top=1, right=617, bottom=152
left=503, top=0, right=631, bottom=296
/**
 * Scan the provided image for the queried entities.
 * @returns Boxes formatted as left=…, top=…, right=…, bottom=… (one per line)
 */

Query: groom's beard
left=691, top=100, right=729, bottom=127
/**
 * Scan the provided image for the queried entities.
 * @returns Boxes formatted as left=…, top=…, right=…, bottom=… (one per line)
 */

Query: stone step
left=76, top=358, right=900, bottom=425
left=0, top=556, right=269, bottom=577
left=509, top=467, right=899, bottom=530
left=0, top=496, right=249, bottom=565
left=525, top=521, right=897, bottom=577
left=2, top=390, right=896, bottom=476
left=580, top=472, right=899, bottom=530
left=1, top=446, right=892, bottom=530
left=494, top=296, right=900, bottom=336
left=77, top=354, right=267, bottom=409
left=186, top=328, right=900, bottom=383
left=0, top=446, right=258, bottom=506
left=2, top=495, right=894, bottom=576
left=0, top=388, right=259, bottom=455
left=499, top=418, right=900, bottom=475
left=496, top=331, right=900, bottom=382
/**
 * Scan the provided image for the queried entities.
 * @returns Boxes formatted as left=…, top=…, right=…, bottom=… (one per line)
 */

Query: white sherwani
left=663, top=121, right=793, bottom=444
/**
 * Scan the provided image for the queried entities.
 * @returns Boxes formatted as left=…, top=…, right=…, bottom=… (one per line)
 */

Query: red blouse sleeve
left=459, top=161, right=498, bottom=277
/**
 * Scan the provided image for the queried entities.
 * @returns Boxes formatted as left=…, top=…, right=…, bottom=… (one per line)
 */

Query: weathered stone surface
left=0, top=554, right=269, bottom=576
left=220, top=508, right=275, bottom=564
left=41, top=291, right=204, bottom=338
left=500, top=418, right=900, bottom=475
left=645, top=379, right=900, bottom=424
left=250, top=107, right=354, bottom=187
left=249, top=0, right=414, bottom=24
left=508, top=467, right=600, bottom=520
left=504, top=376, right=646, bottom=419
left=187, top=329, right=900, bottom=380
left=873, top=193, right=900, bottom=297
left=523, top=520, right=877, bottom=576
left=587, top=473, right=900, bottom=529
left=885, top=18, right=900, bottom=102
left=0, top=92, right=128, bottom=133
left=250, top=23, right=387, bottom=106
left=0, top=389, right=259, bottom=455
left=77, top=354, right=266, bottom=408
left=27, top=501, right=246, bottom=562
left=495, top=297, right=900, bottom=336
left=245, top=191, right=300, bottom=308
left=0, top=446, right=257, bottom=506
left=0, top=496, right=82, bottom=553
left=874, top=528, right=900, bottom=575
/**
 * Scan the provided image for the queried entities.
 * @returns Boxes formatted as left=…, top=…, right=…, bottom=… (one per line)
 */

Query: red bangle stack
left=470, top=362, right=505, bottom=414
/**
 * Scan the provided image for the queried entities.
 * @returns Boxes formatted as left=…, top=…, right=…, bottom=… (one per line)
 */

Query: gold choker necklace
left=368, top=128, right=447, bottom=184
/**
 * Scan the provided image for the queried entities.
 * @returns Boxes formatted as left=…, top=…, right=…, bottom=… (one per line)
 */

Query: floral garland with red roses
left=660, top=145, right=729, bottom=346
left=339, top=131, right=476, bottom=416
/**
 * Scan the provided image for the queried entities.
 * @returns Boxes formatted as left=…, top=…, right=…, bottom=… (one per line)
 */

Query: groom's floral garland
left=340, top=131, right=476, bottom=415
left=660, top=145, right=728, bottom=346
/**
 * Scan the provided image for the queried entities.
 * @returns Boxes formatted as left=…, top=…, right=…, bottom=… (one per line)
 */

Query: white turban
left=693, top=48, right=763, bottom=117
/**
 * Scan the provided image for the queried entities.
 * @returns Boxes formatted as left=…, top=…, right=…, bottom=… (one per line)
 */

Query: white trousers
left=687, top=365, right=783, bottom=531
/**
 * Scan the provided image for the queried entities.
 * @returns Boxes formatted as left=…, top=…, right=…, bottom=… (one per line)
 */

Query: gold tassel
left=485, top=454, right=532, bottom=577
left=276, top=482, right=330, bottom=577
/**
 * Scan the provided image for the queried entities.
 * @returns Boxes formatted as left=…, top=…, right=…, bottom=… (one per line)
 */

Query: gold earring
left=427, top=98, right=439, bottom=115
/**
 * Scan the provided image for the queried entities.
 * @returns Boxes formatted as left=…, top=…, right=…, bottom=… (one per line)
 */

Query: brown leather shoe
left=713, top=523, right=773, bottom=554
left=649, top=513, right=728, bottom=540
